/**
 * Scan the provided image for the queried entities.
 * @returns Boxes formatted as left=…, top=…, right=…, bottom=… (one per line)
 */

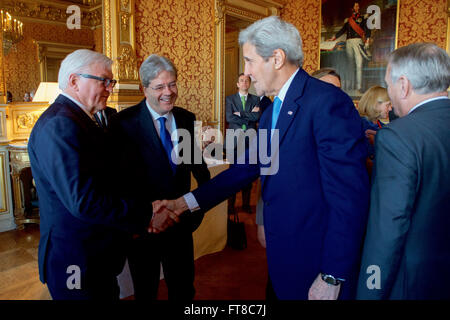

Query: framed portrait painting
left=320, top=0, right=399, bottom=99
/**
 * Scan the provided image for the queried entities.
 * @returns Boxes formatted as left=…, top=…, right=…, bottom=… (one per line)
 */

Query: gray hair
left=58, top=49, right=113, bottom=90
left=311, top=67, right=341, bottom=81
left=388, top=43, right=450, bottom=94
left=139, top=54, right=178, bottom=88
left=238, top=15, right=303, bottom=67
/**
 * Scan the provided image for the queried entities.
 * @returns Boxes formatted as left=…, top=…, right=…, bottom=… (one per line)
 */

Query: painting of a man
left=320, top=0, right=398, bottom=98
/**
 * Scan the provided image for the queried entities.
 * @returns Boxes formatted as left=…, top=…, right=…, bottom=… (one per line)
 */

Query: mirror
left=2, top=0, right=102, bottom=102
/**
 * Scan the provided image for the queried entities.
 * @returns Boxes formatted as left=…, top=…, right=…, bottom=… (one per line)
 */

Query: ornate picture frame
left=319, top=0, right=399, bottom=99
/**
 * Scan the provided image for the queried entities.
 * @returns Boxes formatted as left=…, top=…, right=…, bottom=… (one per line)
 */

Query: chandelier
left=1, top=9, right=24, bottom=55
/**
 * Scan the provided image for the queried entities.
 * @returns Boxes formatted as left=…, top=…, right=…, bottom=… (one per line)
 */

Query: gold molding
left=112, top=45, right=139, bottom=81
left=104, top=0, right=112, bottom=57
left=1, top=0, right=102, bottom=28
left=104, top=0, right=139, bottom=85
left=447, top=0, right=450, bottom=53
left=0, top=151, right=9, bottom=213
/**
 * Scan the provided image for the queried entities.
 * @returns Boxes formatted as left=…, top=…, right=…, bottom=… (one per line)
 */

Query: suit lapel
left=259, top=69, right=308, bottom=190
left=274, top=69, right=308, bottom=146
left=135, top=101, right=166, bottom=157
left=55, top=95, right=101, bottom=132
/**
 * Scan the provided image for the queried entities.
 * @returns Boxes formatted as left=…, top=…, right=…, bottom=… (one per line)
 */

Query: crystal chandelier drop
left=1, top=9, right=24, bottom=55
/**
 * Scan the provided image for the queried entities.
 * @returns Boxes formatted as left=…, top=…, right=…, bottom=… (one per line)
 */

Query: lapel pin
left=287, top=111, right=293, bottom=115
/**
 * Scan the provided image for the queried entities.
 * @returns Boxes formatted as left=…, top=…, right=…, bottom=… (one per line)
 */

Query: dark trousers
left=127, top=228, right=195, bottom=301
left=266, top=276, right=278, bottom=301
left=45, top=261, right=121, bottom=300
left=229, top=182, right=253, bottom=211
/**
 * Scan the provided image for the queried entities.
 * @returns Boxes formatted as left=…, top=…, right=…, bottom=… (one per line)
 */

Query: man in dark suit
left=154, top=16, right=369, bottom=300
left=27, top=49, right=172, bottom=300
left=225, top=73, right=260, bottom=214
left=356, top=43, right=450, bottom=300
left=109, top=54, right=210, bottom=301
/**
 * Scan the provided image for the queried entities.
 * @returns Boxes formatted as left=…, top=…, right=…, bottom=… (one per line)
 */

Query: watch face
left=322, top=274, right=339, bottom=285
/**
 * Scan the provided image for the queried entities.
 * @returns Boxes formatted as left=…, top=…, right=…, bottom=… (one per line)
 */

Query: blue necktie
left=271, top=96, right=282, bottom=130
left=157, top=117, right=176, bottom=173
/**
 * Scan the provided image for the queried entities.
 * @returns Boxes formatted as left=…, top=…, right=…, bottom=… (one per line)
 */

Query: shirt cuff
left=184, top=192, right=200, bottom=212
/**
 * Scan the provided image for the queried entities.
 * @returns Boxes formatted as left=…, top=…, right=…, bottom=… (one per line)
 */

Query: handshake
left=148, top=197, right=190, bottom=233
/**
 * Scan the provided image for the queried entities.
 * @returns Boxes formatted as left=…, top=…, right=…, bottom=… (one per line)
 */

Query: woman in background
left=358, top=85, right=392, bottom=176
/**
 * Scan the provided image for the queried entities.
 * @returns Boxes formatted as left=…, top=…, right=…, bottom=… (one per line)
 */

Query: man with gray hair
left=109, top=54, right=210, bottom=300
left=28, top=49, right=170, bottom=299
left=154, top=16, right=369, bottom=300
left=357, top=43, right=450, bottom=299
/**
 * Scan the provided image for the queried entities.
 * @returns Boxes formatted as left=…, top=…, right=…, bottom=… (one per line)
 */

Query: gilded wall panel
left=10, top=106, right=47, bottom=139
left=280, top=0, right=321, bottom=73
left=135, top=0, right=215, bottom=123
left=397, top=0, right=448, bottom=49
left=4, top=22, right=95, bottom=102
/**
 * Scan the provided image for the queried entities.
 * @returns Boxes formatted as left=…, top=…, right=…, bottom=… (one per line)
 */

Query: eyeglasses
left=149, top=82, right=177, bottom=92
left=76, top=73, right=117, bottom=88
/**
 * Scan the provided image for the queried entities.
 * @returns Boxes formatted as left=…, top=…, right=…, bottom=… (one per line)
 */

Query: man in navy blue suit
left=109, top=54, right=211, bottom=301
left=154, top=16, right=369, bottom=300
left=28, top=49, right=176, bottom=299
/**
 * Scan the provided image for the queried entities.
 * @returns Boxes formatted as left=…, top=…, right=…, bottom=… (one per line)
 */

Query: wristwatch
left=320, top=273, right=343, bottom=286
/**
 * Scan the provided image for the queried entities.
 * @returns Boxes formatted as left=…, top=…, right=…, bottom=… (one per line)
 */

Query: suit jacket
left=259, top=96, right=272, bottom=114
left=191, top=69, right=370, bottom=299
left=28, top=95, right=149, bottom=294
left=225, top=92, right=261, bottom=131
left=109, top=99, right=211, bottom=233
left=357, top=98, right=450, bottom=299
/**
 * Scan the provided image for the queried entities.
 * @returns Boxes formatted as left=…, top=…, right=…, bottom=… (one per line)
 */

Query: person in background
left=225, top=73, right=261, bottom=214
left=357, top=42, right=450, bottom=299
left=311, top=67, right=342, bottom=88
left=357, top=86, right=392, bottom=165
left=24, top=92, right=32, bottom=102
left=7, top=91, right=12, bottom=103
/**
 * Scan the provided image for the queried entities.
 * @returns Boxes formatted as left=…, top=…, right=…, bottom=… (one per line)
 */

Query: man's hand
left=148, top=202, right=180, bottom=233
left=251, top=106, right=260, bottom=112
left=365, top=129, right=377, bottom=145
left=234, top=112, right=241, bottom=116
left=153, top=197, right=189, bottom=217
left=308, top=273, right=341, bottom=300
left=257, top=225, right=266, bottom=248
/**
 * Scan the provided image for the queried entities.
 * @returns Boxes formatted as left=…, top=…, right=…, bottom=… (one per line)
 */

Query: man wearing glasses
left=109, top=54, right=210, bottom=300
left=74, top=73, right=117, bottom=130
left=28, top=49, right=173, bottom=299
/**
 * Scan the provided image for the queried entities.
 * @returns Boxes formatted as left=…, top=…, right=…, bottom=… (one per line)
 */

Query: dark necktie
left=157, top=117, right=176, bottom=173
left=94, top=112, right=107, bottom=129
